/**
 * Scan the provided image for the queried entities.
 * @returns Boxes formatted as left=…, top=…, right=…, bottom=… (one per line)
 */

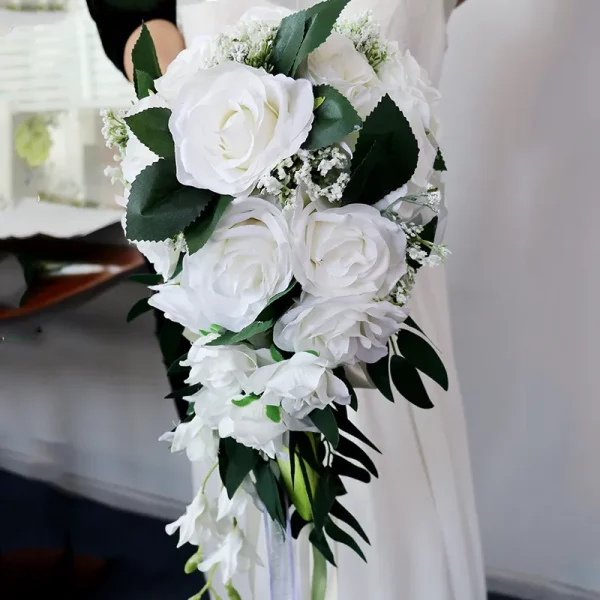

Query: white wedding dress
left=181, top=1, right=486, bottom=599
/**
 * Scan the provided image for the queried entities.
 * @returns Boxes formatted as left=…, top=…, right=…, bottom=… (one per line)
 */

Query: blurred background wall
left=441, top=0, right=600, bottom=595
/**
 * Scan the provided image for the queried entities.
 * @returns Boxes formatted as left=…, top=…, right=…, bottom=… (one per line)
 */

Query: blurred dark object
left=0, top=236, right=145, bottom=325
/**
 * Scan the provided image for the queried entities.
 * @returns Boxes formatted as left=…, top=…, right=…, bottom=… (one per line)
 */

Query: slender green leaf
left=222, top=439, right=260, bottom=498
left=291, top=510, right=309, bottom=538
left=270, top=10, right=306, bottom=76
left=289, top=434, right=298, bottom=486
left=396, top=329, right=448, bottom=391
left=331, top=456, right=371, bottom=483
left=336, top=436, right=378, bottom=478
left=266, top=405, right=282, bottom=423
left=404, top=316, right=425, bottom=336
left=167, top=351, right=188, bottom=376
left=365, top=354, right=394, bottom=402
left=126, top=297, right=152, bottom=323
left=131, top=23, right=161, bottom=81
left=420, top=216, right=439, bottom=246
left=434, top=148, right=447, bottom=172
left=185, top=196, right=233, bottom=255
left=390, top=355, right=434, bottom=409
left=295, top=433, right=323, bottom=475
left=313, top=471, right=343, bottom=532
left=304, top=85, right=362, bottom=151
left=254, top=460, right=286, bottom=527
left=336, top=411, right=381, bottom=454
left=134, top=69, right=154, bottom=99
left=270, top=345, right=285, bottom=363
left=126, top=159, right=214, bottom=242
left=165, top=382, right=202, bottom=400
left=206, top=319, right=274, bottom=347
left=325, top=518, right=366, bottom=561
left=231, top=394, right=260, bottom=408
left=158, top=320, right=185, bottom=366
left=218, top=438, right=230, bottom=486
left=124, top=108, right=174, bottom=159
left=309, top=406, right=339, bottom=448
left=309, top=528, right=337, bottom=567
left=330, top=501, right=370, bottom=544
left=343, top=95, right=419, bottom=205
left=292, top=0, right=350, bottom=74
left=129, top=272, right=162, bottom=285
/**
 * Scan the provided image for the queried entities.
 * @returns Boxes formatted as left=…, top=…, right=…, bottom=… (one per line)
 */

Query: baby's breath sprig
left=257, top=145, right=351, bottom=207
left=334, top=11, right=393, bottom=72
left=204, top=21, right=278, bottom=70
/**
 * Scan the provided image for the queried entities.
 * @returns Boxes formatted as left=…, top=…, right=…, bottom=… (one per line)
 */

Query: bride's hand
left=123, top=19, right=185, bottom=82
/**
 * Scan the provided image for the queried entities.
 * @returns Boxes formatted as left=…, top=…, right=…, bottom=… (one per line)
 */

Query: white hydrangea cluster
left=203, top=19, right=278, bottom=69
left=334, top=11, right=392, bottom=72
left=257, top=145, right=351, bottom=206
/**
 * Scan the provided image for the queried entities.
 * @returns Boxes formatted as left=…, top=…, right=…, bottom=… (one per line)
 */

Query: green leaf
left=420, top=216, right=438, bottom=246
left=265, top=281, right=298, bottom=308
left=336, top=410, right=381, bottom=455
left=330, top=501, right=370, bottom=544
left=126, top=297, right=152, bottom=323
left=222, top=439, right=260, bottom=498
left=124, top=108, right=174, bottom=159
left=336, top=436, right=378, bottom=478
left=292, top=0, right=351, bottom=74
left=313, top=470, right=344, bottom=532
left=295, top=432, right=323, bottom=475
left=232, top=394, right=260, bottom=407
left=270, top=10, right=306, bottom=76
left=270, top=345, right=285, bottom=363
left=390, top=355, right=434, bottom=409
left=434, top=148, right=447, bottom=172
left=343, top=95, right=419, bottom=205
left=396, top=329, right=449, bottom=391
left=404, top=316, right=425, bottom=336
left=131, top=23, right=162, bottom=81
left=166, top=351, right=188, bottom=376
left=158, top=320, right=185, bottom=366
left=309, top=406, right=339, bottom=449
left=325, top=518, right=366, bottom=562
left=266, top=405, right=282, bottom=423
left=365, top=354, right=394, bottom=402
left=126, top=159, right=214, bottom=242
left=254, top=460, right=286, bottom=527
left=304, top=85, right=362, bottom=151
left=129, top=272, right=163, bottom=285
left=134, top=69, right=155, bottom=99
left=206, top=319, right=274, bottom=346
left=185, top=196, right=233, bottom=255
left=290, top=510, right=309, bottom=539
left=331, top=455, right=371, bottom=483
left=165, top=382, right=203, bottom=400
left=309, top=528, right=337, bottom=567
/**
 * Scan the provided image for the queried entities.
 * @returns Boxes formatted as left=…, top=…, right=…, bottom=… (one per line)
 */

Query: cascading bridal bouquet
left=102, top=0, right=451, bottom=597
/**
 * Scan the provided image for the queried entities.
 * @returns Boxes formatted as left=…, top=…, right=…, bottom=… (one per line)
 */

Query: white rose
left=290, top=203, right=407, bottom=299
left=300, top=32, right=383, bottom=120
left=149, top=196, right=293, bottom=333
left=274, top=295, right=408, bottom=367
left=182, top=342, right=272, bottom=395
left=155, top=35, right=214, bottom=105
left=170, top=61, right=314, bottom=196
left=379, top=47, right=441, bottom=188
left=247, top=352, right=351, bottom=419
